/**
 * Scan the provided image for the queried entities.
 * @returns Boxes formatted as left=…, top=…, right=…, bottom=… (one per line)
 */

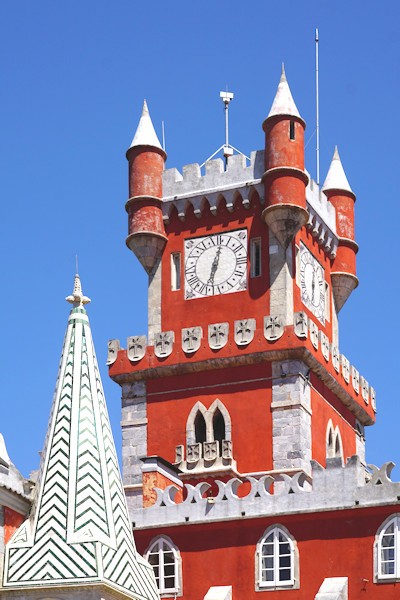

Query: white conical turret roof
left=322, top=146, right=353, bottom=194
left=266, top=64, right=302, bottom=121
left=3, top=276, right=159, bottom=600
left=129, top=99, right=163, bottom=150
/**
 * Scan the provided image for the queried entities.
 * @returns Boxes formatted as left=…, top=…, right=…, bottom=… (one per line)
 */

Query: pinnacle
left=66, top=273, right=91, bottom=307
left=322, top=146, right=353, bottom=194
left=266, top=65, right=303, bottom=123
left=280, top=62, right=286, bottom=82
left=129, top=99, right=163, bottom=151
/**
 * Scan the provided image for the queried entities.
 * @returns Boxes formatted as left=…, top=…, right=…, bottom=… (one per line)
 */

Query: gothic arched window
left=213, top=408, right=225, bottom=451
left=256, top=525, right=298, bottom=590
left=194, top=411, right=207, bottom=444
left=326, top=420, right=343, bottom=462
left=375, top=515, right=400, bottom=580
left=145, top=536, right=182, bottom=595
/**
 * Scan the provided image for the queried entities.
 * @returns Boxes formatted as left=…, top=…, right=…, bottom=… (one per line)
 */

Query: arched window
left=145, top=536, right=182, bottom=595
left=326, top=421, right=343, bottom=462
left=256, top=525, right=298, bottom=590
left=213, top=408, right=225, bottom=451
left=194, top=411, right=207, bottom=444
left=375, top=515, right=400, bottom=580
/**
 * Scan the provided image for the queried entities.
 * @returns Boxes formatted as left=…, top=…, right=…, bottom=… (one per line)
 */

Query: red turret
left=125, top=100, right=167, bottom=273
left=262, top=66, right=309, bottom=248
left=323, top=147, right=358, bottom=311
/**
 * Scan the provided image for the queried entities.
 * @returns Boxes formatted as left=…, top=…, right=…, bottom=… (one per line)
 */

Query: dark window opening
left=251, top=238, right=261, bottom=278
left=289, top=120, right=295, bottom=140
left=194, top=412, right=206, bottom=443
left=213, top=409, right=225, bottom=452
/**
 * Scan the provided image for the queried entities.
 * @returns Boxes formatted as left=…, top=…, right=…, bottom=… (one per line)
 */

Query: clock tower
left=108, top=68, right=384, bottom=600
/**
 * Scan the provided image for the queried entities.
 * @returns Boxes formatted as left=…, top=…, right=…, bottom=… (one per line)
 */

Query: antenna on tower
left=315, top=27, right=320, bottom=186
left=200, top=90, right=250, bottom=168
left=161, top=120, right=166, bottom=152
left=76, top=254, right=79, bottom=275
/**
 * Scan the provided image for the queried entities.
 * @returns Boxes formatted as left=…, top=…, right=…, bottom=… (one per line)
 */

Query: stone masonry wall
left=121, top=382, right=148, bottom=511
left=271, top=360, right=312, bottom=476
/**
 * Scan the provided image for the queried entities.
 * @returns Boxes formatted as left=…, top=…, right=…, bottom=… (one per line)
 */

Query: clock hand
left=207, top=247, right=222, bottom=286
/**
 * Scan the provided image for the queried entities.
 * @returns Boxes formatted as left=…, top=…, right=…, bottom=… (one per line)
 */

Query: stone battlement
left=131, top=458, right=398, bottom=529
left=161, top=151, right=338, bottom=256
left=163, top=151, right=265, bottom=200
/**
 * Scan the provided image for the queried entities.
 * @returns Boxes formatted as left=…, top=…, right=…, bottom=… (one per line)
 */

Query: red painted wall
left=162, top=195, right=269, bottom=333
left=135, top=505, right=400, bottom=600
left=147, top=363, right=273, bottom=474
left=4, top=506, right=24, bottom=544
left=310, top=378, right=357, bottom=467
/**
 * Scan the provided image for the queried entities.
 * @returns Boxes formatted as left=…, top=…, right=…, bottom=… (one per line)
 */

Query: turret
left=262, top=66, right=309, bottom=248
left=125, top=100, right=167, bottom=273
left=323, top=147, right=358, bottom=311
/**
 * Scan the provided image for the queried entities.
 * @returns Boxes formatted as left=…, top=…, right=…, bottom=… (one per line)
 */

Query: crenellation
left=163, top=151, right=264, bottom=200
left=130, top=458, right=400, bottom=529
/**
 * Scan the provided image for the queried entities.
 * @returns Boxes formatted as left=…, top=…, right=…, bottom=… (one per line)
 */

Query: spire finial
left=66, top=272, right=91, bottom=307
left=281, top=62, right=286, bottom=82
left=129, top=99, right=163, bottom=151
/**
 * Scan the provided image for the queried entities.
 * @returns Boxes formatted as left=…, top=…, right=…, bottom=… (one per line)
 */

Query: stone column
left=121, top=382, right=148, bottom=512
left=271, top=360, right=312, bottom=476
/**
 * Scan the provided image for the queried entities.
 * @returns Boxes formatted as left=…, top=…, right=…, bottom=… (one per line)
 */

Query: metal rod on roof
left=315, top=28, right=320, bottom=186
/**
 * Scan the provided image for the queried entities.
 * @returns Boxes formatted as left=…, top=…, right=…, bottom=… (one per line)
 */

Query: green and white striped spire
left=3, top=275, right=159, bottom=600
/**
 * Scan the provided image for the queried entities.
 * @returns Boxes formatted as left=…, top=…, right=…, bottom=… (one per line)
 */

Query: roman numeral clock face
left=184, top=229, right=248, bottom=299
left=299, top=244, right=326, bottom=324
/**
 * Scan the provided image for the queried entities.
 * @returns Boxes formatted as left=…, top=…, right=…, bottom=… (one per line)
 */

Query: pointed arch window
left=213, top=408, right=225, bottom=451
left=145, top=536, right=182, bottom=596
left=375, top=515, right=400, bottom=580
left=326, top=420, right=343, bottom=462
left=194, top=411, right=207, bottom=444
left=256, top=525, right=298, bottom=590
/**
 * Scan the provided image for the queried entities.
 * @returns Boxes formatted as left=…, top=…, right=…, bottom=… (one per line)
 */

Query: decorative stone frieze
left=294, top=312, right=308, bottom=338
left=175, top=445, right=184, bottom=463
left=204, top=441, right=219, bottom=462
left=309, top=321, right=318, bottom=349
left=320, top=332, right=329, bottom=361
left=341, top=355, right=350, bottom=383
left=331, top=345, right=340, bottom=373
left=187, top=443, right=202, bottom=463
left=264, top=315, right=284, bottom=341
left=370, top=387, right=376, bottom=412
left=107, top=339, right=120, bottom=365
left=360, top=377, right=369, bottom=404
left=182, top=326, right=202, bottom=353
left=127, top=335, right=147, bottom=361
left=234, top=318, right=256, bottom=345
left=131, top=458, right=400, bottom=530
left=154, top=331, right=174, bottom=358
left=209, top=323, right=229, bottom=349
left=351, top=366, right=360, bottom=394
left=222, top=440, right=233, bottom=459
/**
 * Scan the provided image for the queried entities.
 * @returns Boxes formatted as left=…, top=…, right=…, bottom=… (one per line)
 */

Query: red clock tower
left=108, top=69, right=400, bottom=600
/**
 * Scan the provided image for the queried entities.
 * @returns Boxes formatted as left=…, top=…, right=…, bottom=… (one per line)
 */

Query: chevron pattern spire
left=3, top=277, right=159, bottom=600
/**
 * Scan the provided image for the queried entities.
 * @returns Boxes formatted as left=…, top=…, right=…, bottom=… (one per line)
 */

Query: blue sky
left=1, top=1, right=399, bottom=478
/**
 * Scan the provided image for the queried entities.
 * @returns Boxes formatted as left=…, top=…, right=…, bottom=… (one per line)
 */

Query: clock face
left=184, top=229, right=248, bottom=299
left=299, top=243, right=326, bottom=324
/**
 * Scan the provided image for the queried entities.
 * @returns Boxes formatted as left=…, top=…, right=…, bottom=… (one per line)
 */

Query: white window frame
left=326, top=420, right=343, bottom=462
left=186, top=399, right=232, bottom=446
left=375, top=515, right=400, bottom=582
left=256, top=525, right=299, bottom=591
left=145, top=535, right=182, bottom=596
